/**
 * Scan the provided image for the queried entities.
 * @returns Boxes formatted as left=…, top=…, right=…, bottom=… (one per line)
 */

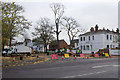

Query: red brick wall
left=59, top=40, right=69, bottom=49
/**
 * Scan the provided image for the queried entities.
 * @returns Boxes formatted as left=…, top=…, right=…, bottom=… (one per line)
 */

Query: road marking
left=92, top=65, right=111, bottom=68
left=34, top=65, right=82, bottom=71
left=63, top=71, right=106, bottom=78
left=92, top=65, right=120, bottom=68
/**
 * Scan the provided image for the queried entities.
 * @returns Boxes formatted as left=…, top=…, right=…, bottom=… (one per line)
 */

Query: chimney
left=90, top=27, right=94, bottom=32
left=103, top=27, right=105, bottom=30
left=116, top=28, right=119, bottom=33
left=95, top=24, right=98, bottom=32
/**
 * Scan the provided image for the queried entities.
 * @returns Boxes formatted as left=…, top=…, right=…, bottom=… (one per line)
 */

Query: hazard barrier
left=51, top=54, right=58, bottom=60
left=64, top=54, right=69, bottom=58
left=94, top=54, right=99, bottom=57
left=80, top=54, right=86, bottom=58
left=105, top=53, right=109, bottom=57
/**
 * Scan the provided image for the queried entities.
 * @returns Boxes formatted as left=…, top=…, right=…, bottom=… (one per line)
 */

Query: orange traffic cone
left=13, top=56, right=15, bottom=62
left=62, top=55, right=64, bottom=60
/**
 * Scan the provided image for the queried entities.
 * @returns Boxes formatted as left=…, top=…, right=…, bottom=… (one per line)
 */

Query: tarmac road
left=2, top=57, right=119, bottom=79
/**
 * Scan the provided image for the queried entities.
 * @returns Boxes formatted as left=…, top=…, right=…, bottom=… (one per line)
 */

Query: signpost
left=80, top=54, right=86, bottom=58
left=94, top=54, right=99, bottom=57
left=51, top=54, right=58, bottom=59
left=64, top=54, right=69, bottom=58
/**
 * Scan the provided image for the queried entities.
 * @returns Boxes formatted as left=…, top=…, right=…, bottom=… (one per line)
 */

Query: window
left=113, top=45, right=115, bottom=48
left=76, top=43, right=78, bottom=46
left=106, top=35, right=109, bottom=40
left=107, top=45, right=109, bottom=48
left=89, top=36, right=90, bottom=40
left=110, top=35, right=112, bottom=40
left=92, top=36, right=94, bottom=40
left=110, top=45, right=112, bottom=48
left=81, top=37, right=82, bottom=41
left=81, top=46, right=82, bottom=50
left=86, top=45, right=89, bottom=50
left=83, top=45, right=85, bottom=50
left=83, top=37, right=85, bottom=41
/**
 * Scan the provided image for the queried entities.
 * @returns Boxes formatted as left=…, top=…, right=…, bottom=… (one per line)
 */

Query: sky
left=1, top=0, right=119, bottom=44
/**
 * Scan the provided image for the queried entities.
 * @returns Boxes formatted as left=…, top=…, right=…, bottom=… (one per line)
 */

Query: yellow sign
left=105, top=53, right=109, bottom=57
left=64, top=54, right=69, bottom=58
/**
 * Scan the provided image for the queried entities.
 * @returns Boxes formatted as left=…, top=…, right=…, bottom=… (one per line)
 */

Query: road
left=2, top=57, right=119, bottom=78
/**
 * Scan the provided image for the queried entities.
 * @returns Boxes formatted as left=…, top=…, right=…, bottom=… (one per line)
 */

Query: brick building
left=49, top=39, right=69, bottom=51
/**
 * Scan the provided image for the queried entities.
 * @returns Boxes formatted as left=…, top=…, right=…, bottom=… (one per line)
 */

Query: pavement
left=2, top=57, right=119, bottom=78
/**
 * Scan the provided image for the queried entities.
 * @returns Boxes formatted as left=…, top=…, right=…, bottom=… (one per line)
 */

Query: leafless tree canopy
left=50, top=3, right=64, bottom=21
left=62, top=17, right=85, bottom=48
left=32, top=18, right=54, bottom=52
left=50, top=3, right=64, bottom=52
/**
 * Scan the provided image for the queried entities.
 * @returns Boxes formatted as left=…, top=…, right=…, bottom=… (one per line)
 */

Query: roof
left=49, top=39, right=67, bottom=45
left=79, top=29, right=119, bottom=36
left=72, top=39, right=79, bottom=43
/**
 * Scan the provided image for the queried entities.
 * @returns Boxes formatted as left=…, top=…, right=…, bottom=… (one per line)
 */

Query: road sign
left=64, top=54, right=69, bottom=58
left=80, top=54, right=86, bottom=58
left=105, top=53, right=109, bottom=57
left=94, top=54, right=99, bottom=57
left=51, top=54, right=58, bottom=59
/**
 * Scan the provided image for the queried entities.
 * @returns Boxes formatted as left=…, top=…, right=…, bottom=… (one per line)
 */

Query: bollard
left=13, top=56, right=15, bottom=62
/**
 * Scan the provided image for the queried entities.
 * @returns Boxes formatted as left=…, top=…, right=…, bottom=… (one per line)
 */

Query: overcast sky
left=2, top=0, right=119, bottom=44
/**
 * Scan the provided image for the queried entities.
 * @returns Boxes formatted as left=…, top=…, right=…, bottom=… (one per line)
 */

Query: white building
left=79, top=25, right=119, bottom=54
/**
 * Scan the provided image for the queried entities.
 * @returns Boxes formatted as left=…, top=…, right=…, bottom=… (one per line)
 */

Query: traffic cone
left=75, top=55, right=77, bottom=59
left=62, top=55, right=64, bottom=60
left=13, top=56, right=15, bottom=62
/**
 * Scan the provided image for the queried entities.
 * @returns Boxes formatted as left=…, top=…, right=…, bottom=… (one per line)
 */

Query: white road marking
left=92, top=65, right=111, bottom=68
left=92, top=65, right=119, bottom=68
left=63, top=71, right=106, bottom=78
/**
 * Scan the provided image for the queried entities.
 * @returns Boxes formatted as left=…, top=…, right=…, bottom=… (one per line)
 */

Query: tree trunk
left=56, top=22, right=60, bottom=53
left=45, top=45, right=47, bottom=53
left=2, top=44, right=4, bottom=51
left=9, top=37, right=12, bottom=47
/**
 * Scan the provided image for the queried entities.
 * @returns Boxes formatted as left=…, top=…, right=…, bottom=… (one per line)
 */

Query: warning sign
left=94, top=54, right=99, bottom=57
left=51, top=54, right=58, bottom=59
left=64, top=54, right=69, bottom=58
left=80, top=54, right=86, bottom=58
left=105, top=53, right=109, bottom=57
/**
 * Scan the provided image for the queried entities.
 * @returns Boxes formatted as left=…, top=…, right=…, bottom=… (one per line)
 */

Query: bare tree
left=32, top=18, right=55, bottom=53
left=62, top=17, right=85, bottom=50
left=50, top=3, right=64, bottom=52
